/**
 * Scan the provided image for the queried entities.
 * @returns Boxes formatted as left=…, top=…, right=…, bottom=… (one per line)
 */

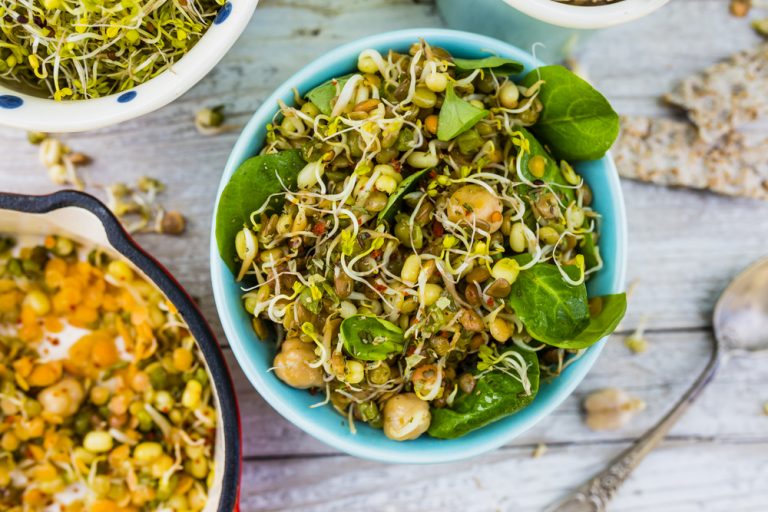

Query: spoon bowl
left=714, top=257, right=768, bottom=352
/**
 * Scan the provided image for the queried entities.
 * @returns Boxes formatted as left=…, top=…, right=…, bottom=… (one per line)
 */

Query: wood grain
left=1, top=0, right=766, bottom=510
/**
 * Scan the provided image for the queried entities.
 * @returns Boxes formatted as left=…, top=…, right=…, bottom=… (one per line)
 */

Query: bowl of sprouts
left=211, top=28, right=627, bottom=463
left=0, top=190, right=240, bottom=510
left=0, top=0, right=259, bottom=132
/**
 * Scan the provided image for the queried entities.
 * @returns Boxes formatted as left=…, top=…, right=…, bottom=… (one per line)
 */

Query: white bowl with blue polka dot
left=0, top=0, right=259, bottom=133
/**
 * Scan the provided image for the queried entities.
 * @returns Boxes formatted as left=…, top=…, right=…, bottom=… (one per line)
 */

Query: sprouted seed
left=223, top=40, right=623, bottom=441
left=532, top=443, right=548, bottom=458
left=624, top=316, right=649, bottom=354
left=730, top=0, right=752, bottom=17
left=195, top=105, right=227, bottom=135
left=0, top=236, right=216, bottom=511
left=0, top=0, right=225, bottom=100
left=753, top=18, right=768, bottom=37
left=36, top=136, right=86, bottom=189
left=583, top=388, right=646, bottom=431
left=106, top=177, right=186, bottom=236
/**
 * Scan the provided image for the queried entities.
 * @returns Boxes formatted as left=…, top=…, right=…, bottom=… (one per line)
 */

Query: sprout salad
left=216, top=39, right=626, bottom=441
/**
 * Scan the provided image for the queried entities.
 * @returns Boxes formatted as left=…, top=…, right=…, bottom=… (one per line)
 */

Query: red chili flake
left=486, top=297, right=495, bottom=306
left=374, top=283, right=387, bottom=292
left=406, top=345, right=416, bottom=355
left=432, top=221, right=444, bottom=237
left=357, top=217, right=363, bottom=225
left=312, top=222, right=326, bottom=235
left=392, top=160, right=402, bottom=174
left=428, top=170, right=437, bottom=179
left=371, top=249, right=382, bottom=259
left=51, top=338, right=60, bottom=346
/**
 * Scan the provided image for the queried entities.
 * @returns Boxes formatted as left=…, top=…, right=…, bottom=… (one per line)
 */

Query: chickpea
left=38, top=377, right=84, bottom=417
left=499, top=81, right=520, bottom=109
left=382, top=393, right=431, bottom=441
left=446, top=185, right=503, bottom=233
left=273, top=340, right=324, bottom=389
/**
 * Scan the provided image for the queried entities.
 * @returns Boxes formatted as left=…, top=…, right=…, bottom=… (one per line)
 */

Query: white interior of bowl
left=0, top=0, right=260, bottom=133
left=504, top=0, right=670, bottom=28
left=0, top=207, right=226, bottom=511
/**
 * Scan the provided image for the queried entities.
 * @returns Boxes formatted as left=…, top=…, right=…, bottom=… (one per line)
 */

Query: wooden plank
left=238, top=439, right=768, bottom=511
left=232, top=330, right=768, bottom=458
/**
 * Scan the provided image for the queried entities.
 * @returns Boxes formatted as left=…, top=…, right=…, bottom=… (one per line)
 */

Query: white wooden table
left=2, top=1, right=768, bottom=510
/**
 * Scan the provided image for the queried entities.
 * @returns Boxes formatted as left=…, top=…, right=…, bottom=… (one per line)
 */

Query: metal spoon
left=547, top=257, right=768, bottom=511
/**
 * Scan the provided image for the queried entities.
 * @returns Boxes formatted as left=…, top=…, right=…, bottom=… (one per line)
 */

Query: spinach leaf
left=215, top=150, right=306, bottom=274
left=437, top=83, right=489, bottom=142
left=507, top=260, right=590, bottom=344
left=428, top=347, right=539, bottom=439
left=453, top=56, right=524, bottom=76
left=520, top=65, right=619, bottom=161
left=340, top=315, right=405, bottom=361
left=306, top=76, right=350, bottom=116
left=550, top=293, right=627, bottom=349
left=377, top=168, right=430, bottom=224
left=514, top=127, right=575, bottom=203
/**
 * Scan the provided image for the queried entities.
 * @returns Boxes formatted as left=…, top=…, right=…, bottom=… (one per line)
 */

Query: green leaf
left=507, top=261, right=590, bottom=344
left=377, top=168, right=430, bottom=224
left=339, top=315, right=405, bottom=361
left=437, top=83, right=489, bottom=142
left=453, top=56, right=524, bottom=76
left=215, top=150, right=306, bottom=274
left=551, top=293, right=627, bottom=349
left=428, top=348, right=539, bottom=439
left=306, top=76, right=350, bottom=116
left=514, top=127, right=575, bottom=203
left=521, top=65, right=619, bottom=161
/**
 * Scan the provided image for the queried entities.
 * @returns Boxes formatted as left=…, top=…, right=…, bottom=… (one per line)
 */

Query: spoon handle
left=547, top=337, right=721, bottom=512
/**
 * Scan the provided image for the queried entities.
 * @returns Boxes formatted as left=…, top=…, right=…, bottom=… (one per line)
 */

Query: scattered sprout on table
left=624, top=316, right=649, bottom=354
left=195, top=105, right=231, bottom=135
left=583, top=388, right=646, bottom=431
left=106, top=177, right=187, bottom=236
left=532, top=443, right=548, bottom=458
left=35, top=135, right=88, bottom=189
left=730, top=0, right=752, bottom=17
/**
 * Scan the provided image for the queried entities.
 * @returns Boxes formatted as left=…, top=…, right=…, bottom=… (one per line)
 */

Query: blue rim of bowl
left=211, top=27, right=627, bottom=464
left=0, top=190, right=242, bottom=509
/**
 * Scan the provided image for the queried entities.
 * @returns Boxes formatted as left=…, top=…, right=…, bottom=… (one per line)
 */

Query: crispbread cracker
left=614, top=116, right=768, bottom=200
left=664, top=43, right=768, bottom=143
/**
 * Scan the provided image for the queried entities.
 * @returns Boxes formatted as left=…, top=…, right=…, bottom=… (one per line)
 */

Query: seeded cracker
left=664, top=43, right=768, bottom=143
left=615, top=116, right=768, bottom=199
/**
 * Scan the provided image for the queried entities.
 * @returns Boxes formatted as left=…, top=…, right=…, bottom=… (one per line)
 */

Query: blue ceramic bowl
left=210, top=28, right=627, bottom=464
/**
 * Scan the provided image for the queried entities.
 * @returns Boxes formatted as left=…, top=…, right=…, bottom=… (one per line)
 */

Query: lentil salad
left=0, top=235, right=216, bottom=511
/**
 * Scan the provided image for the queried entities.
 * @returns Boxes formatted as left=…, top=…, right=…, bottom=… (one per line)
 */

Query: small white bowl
left=0, top=0, right=259, bottom=133
left=437, top=0, right=669, bottom=62
left=505, top=0, right=670, bottom=29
